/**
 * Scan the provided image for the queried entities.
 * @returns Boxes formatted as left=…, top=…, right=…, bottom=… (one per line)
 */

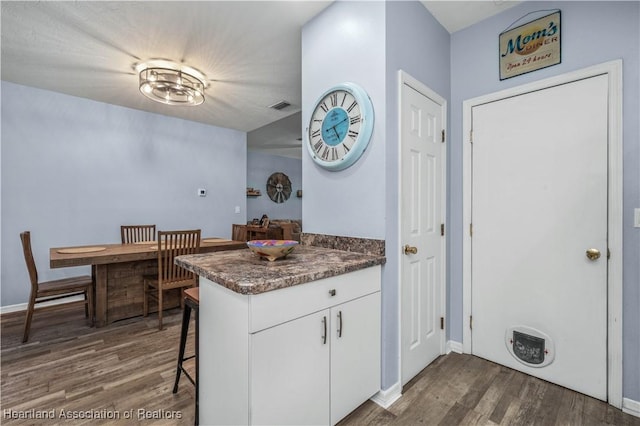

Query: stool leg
left=173, top=303, right=191, bottom=393
left=194, top=305, right=199, bottom=426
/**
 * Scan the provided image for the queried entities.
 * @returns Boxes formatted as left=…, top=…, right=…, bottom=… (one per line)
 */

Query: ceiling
left=1, top=1, right=520, bottom=160
left=421, top=1, right=521, bottom=33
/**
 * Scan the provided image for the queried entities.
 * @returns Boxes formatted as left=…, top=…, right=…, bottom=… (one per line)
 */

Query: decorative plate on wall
left=266, top=172, right=292, bottom=203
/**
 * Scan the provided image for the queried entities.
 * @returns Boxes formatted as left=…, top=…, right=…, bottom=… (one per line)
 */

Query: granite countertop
left=175, top=245, right=385, bottom=295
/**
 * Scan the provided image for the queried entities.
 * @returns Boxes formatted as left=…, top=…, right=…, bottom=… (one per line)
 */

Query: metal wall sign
left=499, top=11, right=561, bottom=80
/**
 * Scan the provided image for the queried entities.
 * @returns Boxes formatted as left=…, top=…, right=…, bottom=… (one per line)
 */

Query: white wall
left=247, top=151, right=302, bottom=221
left=1, top=82, right=247, bottom=306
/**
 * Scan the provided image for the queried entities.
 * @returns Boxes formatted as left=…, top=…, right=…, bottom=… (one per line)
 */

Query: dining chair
left=280, top=223, right=294, bottom=241
left=231, top=224, right=248, bottom=242
left=247, top=214, right=270, bottom=240
left=121, top=224, right=156, bottom=244
left=20, top=231, right=94, bottom=343
left=143, top=229, right=201, bottom=330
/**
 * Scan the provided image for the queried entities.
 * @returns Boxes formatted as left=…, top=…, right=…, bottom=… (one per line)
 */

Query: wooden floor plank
left=3, top=306, right=639, bottom=426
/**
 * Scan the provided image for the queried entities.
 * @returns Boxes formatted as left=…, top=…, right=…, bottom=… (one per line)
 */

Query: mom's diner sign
left=499, top=11, right=561, bottom=80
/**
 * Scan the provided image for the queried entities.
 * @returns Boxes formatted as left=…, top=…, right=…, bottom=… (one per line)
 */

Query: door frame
left=397, top=70, right=447, bottom=385
left=461, top=60, right=623, bottom=408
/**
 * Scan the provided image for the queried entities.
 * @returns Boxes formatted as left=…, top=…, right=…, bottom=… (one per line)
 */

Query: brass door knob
left=404, top=245, right=418, bottom=255
left=586, top=248, right=601, bottom=261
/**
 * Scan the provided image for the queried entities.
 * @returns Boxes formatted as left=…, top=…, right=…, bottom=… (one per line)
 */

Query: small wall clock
left=306, top=82, right=374, bottom=171
left=266, top=172, right=292, bottom=203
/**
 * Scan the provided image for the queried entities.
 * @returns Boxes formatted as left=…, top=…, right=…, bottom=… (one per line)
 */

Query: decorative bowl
left=247, top=240, right=299, bottom=261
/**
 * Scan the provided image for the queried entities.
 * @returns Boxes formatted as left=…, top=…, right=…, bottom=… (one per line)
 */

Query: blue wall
left=450, top=1, right=639, bottom=402
left=303, top=1, right=451, bottom=391
left=247, top=151, right=302, bottom=221
left=385, top=0, right=451, bottom=390
left=302, top=1, right=386, bottom=240
left=1, top=82, right=247, bottom=307
left=305, top=0, right=639, bottom=403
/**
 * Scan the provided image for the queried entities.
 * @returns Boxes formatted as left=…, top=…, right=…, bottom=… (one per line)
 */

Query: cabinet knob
left=329, top=289, right=336, bottom=296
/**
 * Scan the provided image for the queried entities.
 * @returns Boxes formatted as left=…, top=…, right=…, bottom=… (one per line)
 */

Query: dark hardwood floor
left=2, top=305, right=638, bottom=425
left=339, top=353, right=640, bottom=426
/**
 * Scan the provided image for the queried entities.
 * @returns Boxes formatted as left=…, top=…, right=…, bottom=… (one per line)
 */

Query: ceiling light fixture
left=135, top=60, right=207, bottom=106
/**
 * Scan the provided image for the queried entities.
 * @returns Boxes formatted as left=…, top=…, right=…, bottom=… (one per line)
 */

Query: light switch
left=235, top=206, right=241, bottom=214
left=635, top=208, right=640, bottom=228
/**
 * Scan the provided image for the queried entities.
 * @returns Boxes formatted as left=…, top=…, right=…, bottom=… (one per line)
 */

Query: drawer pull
left=322, top=316, right=327, bottom=345
left=337, top=311, right=343, bottom=338
left=329, top=289, right=336, bottom=297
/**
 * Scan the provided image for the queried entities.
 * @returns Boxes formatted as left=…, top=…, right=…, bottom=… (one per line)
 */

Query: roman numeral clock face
left=306, top=82, right=374, bottom=171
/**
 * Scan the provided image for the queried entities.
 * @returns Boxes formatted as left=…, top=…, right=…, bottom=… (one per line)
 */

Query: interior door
left=401, top=81, right=445, bottom=385
left=471, top=74, right=609, bottom=400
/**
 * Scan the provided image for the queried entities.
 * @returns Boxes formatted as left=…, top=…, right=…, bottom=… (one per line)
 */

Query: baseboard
left=371, top=382, right=402, bottom=409
left=0, top=295, right=84, bottom=315
left=446, top=340, right=463, bottom=354
left=623, top=397, right=640, bottom=418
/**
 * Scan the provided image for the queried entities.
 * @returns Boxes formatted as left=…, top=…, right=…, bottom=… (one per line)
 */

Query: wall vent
left=268, top=100, right=291, bottom=110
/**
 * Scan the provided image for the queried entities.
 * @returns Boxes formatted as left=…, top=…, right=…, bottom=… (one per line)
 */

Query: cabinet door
left=251, top=310, right=330, bottom=425
left=330, top=292, right=381, bottom=425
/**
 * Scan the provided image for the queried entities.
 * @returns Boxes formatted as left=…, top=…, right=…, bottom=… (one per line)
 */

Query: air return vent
left=268, top=100, right=291, bottom=110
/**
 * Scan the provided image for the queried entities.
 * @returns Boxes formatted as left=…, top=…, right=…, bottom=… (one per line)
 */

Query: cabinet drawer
left=248, top=265, right=380, bottom=333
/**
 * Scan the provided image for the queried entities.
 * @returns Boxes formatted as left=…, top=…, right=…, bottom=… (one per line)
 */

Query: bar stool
left=172, top=287, right=199, bottom=424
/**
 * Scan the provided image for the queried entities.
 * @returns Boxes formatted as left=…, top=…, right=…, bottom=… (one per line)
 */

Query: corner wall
left=302, top=0, right=451, bottom=391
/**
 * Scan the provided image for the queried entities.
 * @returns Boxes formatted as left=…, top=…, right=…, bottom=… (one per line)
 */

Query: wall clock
left=266, top=172, right=292, bottom=203
left=306, top=82, right=374, bottom=171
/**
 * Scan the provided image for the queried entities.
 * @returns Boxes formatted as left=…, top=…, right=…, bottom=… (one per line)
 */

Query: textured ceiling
left=1, top=1, right=331, bottom=135
left=422, top=1, right=521, bottom=33
left=1, top=1, right=520, bottom=160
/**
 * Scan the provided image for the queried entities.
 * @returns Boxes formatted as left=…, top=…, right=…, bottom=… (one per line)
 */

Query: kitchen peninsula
left=176, top=244, right=385, bottom=426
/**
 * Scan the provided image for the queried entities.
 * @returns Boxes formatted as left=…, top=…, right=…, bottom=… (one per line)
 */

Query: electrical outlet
left=198, top=188, right=207, bottom=197
left=634, top=208, right=640, bottom=228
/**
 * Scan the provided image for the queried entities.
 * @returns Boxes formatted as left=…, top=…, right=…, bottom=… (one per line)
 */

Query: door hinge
left=440, top=223, right=445, bottom=236
left=470, top=130, right=473, bottom=143
left=441, top=129, right=445, bottom=143
left=440, top=317, right=445, bottom=330
left=607, top=248, right=611, bottom=259
left=469, top=223, right=473, bottom=237
left=470, top=315, right=473, bottom=330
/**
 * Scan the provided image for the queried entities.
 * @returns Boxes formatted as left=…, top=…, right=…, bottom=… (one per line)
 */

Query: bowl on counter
left=247, top=240, right=299, bottom=261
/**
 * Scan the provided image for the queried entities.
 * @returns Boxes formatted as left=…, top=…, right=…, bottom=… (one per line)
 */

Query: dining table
left=50, top=237, right=246, bottom=327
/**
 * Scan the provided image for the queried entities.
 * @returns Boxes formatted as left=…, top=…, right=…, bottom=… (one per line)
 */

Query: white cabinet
left=199, top=265, right=381, bottom=426
left=329, top=293, right=380, bottom=425
left=251, top=310, right=330, bottom=425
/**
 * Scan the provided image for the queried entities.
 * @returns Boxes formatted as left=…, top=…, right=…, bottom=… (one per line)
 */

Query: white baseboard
left=623, top=397, right=640, bottom=418
left=371, top=382, right=402, bottom=409
left=0, top=295, right=84, bottom=315
left=446, top=340, right=463, bottom=354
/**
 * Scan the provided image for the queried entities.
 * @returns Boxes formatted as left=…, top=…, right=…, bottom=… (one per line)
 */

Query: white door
left=400, top=80, right=445, bottom=385
left=471, top=74, right=608, bottom=400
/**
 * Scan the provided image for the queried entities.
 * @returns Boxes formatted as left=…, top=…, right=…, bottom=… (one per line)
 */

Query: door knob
left=586, top=248, right=601, bottom=261
left=404, top=245, right=418, bottom=255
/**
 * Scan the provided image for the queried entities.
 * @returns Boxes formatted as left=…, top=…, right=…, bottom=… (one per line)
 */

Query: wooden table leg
left=95, top=264, right=108, bottom=327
